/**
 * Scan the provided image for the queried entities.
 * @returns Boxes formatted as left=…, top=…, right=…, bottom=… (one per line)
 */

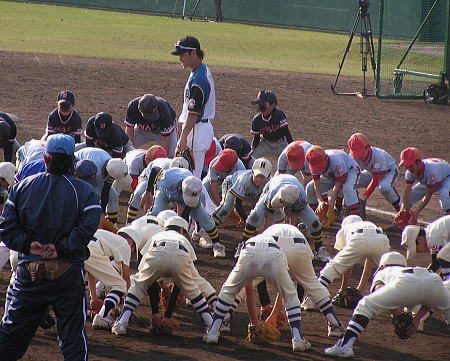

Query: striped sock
left=335, top=197, right=343, bottom=211
left=347, top=203, right=360, bottom=215
left=316, top=297, right=340, bottom=326
left=209, top=298, right=231, bottom=333
left=100, top=290, right=123, bottom=317
left=118, top=293, right=140, bottom=326
left=206, top=293, right=218, bottom=308
left=191, top=294, right=212, bottom=327
left=106, top=211, right=118, bottom=224
left=126, top=206, right=139, bottom=224
left=242, top=224, right=257, bottom=242
left=286, top=306, right=304, bottom=340
left=319, top=275, right=332, bottom=288
left=206, top=227, right=220, bottom=244
left=342, top=314, right=369, bottom=346
left=311, top=230, right=323, bottom=251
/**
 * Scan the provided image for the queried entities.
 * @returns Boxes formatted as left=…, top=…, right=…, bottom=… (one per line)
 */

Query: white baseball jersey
left=425, top=215, right=450, bottom=255
left=405, top=158, right=450, bottom=188
left=124, top=149, right=146, bottom=177
left=89, top=230, right=131, bottom=266
left=277, top=141, right=313, bottom=175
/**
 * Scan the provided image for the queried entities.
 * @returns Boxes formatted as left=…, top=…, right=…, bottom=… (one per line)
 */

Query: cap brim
left=251, top=99, right=264, bottom=104
left=253, top=169, right=270, bottom=178
left=58, top=99, right=73, bottom=105
left=398, top=159, right=413, bottom=167
left=171, top=49, right=186, bottom=55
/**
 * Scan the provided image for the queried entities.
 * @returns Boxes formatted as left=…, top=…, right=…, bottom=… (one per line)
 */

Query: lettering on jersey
left=260, top=124, right=281, bottom=134
left=138, top=123, right=158, bottom=131
left=192, top=192, right=198, bottom=197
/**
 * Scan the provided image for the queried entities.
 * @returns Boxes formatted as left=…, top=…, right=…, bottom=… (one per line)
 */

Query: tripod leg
left=190, top=0, right=201, bottom=20
left=366, top=14, right=377, bottom=79
left=331, top=11, right=361, bottom=93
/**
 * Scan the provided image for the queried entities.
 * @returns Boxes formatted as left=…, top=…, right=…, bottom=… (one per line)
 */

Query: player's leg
left=243, top=199, right=268, bottom=241
left=190, top=205, right=223, bottom=257
left=188, top=122, right=214, bottom=179
left=149, top=189, right=170, bottom=216
left=406, top=183, right=426, bottom=210
left=105, top=186, right=119, bottom=224
left=189, top=263, right=217, bottom=306
left=437, top=176, right=450, bottom=214
left=342, top=168, right=361, bottom=215
left=378, top=168, right=401, bottom=211
left=127, top=178, right=147, bottom=223
left=298, top=205, right=327, bottom=257
left=0, top=265, right=49, bottom=360
left=51, top=265, right=89, bottom=361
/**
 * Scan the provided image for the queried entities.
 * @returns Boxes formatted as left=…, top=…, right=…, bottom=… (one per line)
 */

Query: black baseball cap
left=251, top=90, right=277, bottom=105
left=57, top=90, right=75, bottom=105
left=171, top=36, right=201, bottom=56
left=94, top=112, right=112, bottom=137
left=224, top=135, right=242, bottom=155
left=0, top=120, right=11, bottom=140
left=138, top=94, right=160, bottom=122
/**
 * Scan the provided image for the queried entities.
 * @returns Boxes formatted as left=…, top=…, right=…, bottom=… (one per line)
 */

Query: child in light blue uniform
left=276, top=140, right=313, bottom=187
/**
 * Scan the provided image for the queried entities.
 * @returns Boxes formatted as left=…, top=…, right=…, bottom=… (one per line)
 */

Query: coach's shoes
left=315, top=246, right=331, bottom=263
left=328, top=322, right=345, bottom=337
left=111, top=321, right=127, bottom=336
left=300, top=296, right=318, bottom=312
left=324, top=338, right=354, bottom=358
left=213, top=243, right=226, bottom=258
left=203, top=329, right=220, bottom=344
left=292, top=337, right=312, bottom=352
left=93, top=314, right=115, bottom=330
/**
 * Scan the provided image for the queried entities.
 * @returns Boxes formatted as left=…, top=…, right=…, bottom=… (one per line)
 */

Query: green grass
left=0, top=1, right=375, bottom=76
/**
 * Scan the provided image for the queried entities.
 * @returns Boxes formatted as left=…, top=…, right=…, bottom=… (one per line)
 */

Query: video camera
left=359, top=0, right=369, bottom=17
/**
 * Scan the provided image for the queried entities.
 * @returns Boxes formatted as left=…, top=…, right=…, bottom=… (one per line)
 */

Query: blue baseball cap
left=74, top=160, right=98, bottom=188
left=46, top=134, right=75, bottom=155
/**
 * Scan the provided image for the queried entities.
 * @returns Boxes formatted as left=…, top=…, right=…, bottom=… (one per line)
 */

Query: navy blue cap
left=138, top=95, right=160, bottom=122
left=94, top=112, right=113, bottom=137
left=46, top=134, right=75, bottom=155
left=251, top=90, right=277, bottom=105
left=57, top=90, right=75, bottom=105
left=0, top=120, right=11, bottom=139
left=75, top=160, right=98, bottom=188
left=171, top=36, right=201, bottom=55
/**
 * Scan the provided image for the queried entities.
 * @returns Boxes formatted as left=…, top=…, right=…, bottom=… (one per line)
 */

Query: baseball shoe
left=301, top=296, right=318, bottom=312
left=233, top=242, right=244, bottom=259
left=95, top=281, right=106, bottom=299
left=203, top=329, right=220, bottom=344
left=111, top=321, right=127, bottom=336
left=199, top=234, right=213, bottom=249
left=213, top=243, right=226, bottom=258
left=93, top=314, right=115, bottom=330
left=292, top=337, right=312, bottom=352
left=315, top=246, right=331, bottom=263
left=191, top=230, right=201, bottom=242
left=417, top=311, right=433, bottom=332
left=324, top=339, right=354, bottom=358
left=328, top=323, right=345, bottom=338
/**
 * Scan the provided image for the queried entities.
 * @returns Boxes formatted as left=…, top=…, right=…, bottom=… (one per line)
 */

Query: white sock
left=118, top=310, right=132, bottom=326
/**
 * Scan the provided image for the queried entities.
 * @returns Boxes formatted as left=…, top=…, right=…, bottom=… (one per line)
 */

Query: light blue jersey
left=312, top=149, right=358, bottom=182
left=140, top=157, right=172, bottom=179
left=355, top=146, right=396, bottom=176
left=405, top=158, right=450, bottom=188
left=262, top=174, right=307, bottom=211
left=228, top=170, right=266, bottom=206
left=156, top=167, right=193, bottom=204
left=277, top=141, right=313, bottom=175
left=75, top=147, right=111, bottom=183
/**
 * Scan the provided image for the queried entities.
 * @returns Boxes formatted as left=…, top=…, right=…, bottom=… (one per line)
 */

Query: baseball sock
left=118, top=293, right=140, bottom=326
left=164, top=285, right=181, bottom=318
left=296, top=284, right=305, bottom=301
left=316, top=297, right=341, bottom=326
left=242, top=224, right=257, bottom=242
left=347, top=203, right=360, bottom=215
left=100, top=290, right=123, bottom=318
left=257, top=280, right=271, bottom=308
left=106, top=211, right=118, bottom=224
left=147, top=282, right=160, bottom=314
left=209, top=298, right=231, bottom=332
left=286, top=306, right=304, bottom=340
left=311, top=230, right=323, bottom=252
left=126, top=206, right=139, bottom=224
left=391, top=198, right=401, bottom=212
left=335, top=197, right=343, bottom=212
left=190, top=294, right=213, bottom=328
left=341, top=313, right=369, bottom=346
left=206, top=227, right=220, bottom=244
left=206, top=293, right=218, bottom=308
left=318, top=275, right=332, bottom=288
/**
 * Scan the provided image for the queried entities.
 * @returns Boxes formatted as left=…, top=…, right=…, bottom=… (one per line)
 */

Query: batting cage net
left=376, top=0, right=449, bottom=98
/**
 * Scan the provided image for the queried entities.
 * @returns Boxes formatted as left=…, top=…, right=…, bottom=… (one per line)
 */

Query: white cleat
left=213, top=243, right=226, bottom=258
left=92, top=314, right=115, bottom=330
left=203, top=330, right=220, bottom=344
left=324, top=339, right=354, bottom=358
left=417, top=311, right=432, bottom=332
left=328, top=323, right=345, bottom=338
left=292, top=337, right=312, bottom=352
left=199, top=235, right=213, bottom=249
left=315, top=246, right=331, bottom=263
left=111, top=321, right=127, bottom=335
left=301, top=296, right=318, bottom=312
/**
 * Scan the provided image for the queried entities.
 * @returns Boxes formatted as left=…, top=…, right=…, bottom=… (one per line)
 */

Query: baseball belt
left=26, top=260, right=74, bottom=282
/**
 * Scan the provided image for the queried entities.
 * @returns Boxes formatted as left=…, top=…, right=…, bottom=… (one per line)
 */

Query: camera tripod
left=331, top=3, right=376, bottom=98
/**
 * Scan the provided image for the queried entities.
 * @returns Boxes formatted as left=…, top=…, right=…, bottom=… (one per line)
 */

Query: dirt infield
left=0, top=51, right=449, bottom=360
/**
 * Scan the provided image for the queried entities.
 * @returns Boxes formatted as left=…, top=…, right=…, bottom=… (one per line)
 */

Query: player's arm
left=125, top=125, right=134, bottom=144
left=411, top=186, right=434, bottom=215
left=340, top=267, right=352, bottom=291
left=282, top=126, right=293, bottom=144
left=264, top=212, right=274, bottom=230
left=357, top=258, right=374, bottom=292
left=288, top=210, right=300, bottom=226
left=160, top=135, right=170, bottom=155
left=362, top=173, right=385, bottom=201
left=235, top=198, right=247, bottom=221
left=251, top=134, right=260, bottom=150
left=87, top=272, right=98, bottom=301
left=121, top=262, right=131, bottom=289
left=209, top=180, right=221, bottom=206
left=245, top=281, right=259, bottom=326
left=313, top=176, right=326, bottom=210
left=400, top=178, right=414, bottom=210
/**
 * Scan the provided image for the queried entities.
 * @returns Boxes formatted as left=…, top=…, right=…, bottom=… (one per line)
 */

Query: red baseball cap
left=305, top=145, right=328, bottom=174
left=286, top=141, right=305, bottom=171
left=145, top=145, right=167, bottom=162
left=348, top=133, right=370, bottom=159
left=398, top=147, right=422, bottom=167
left=213, top=149, right=238, bottom=173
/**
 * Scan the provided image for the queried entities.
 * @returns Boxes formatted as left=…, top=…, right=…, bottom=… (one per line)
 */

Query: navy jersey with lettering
left=125, top=96, right=176, bottom=135
left=85, top=117, right=130, bottom=158
left=250, top=108, right=292, bottom=146
left=46, top=109, right=83, bottom=141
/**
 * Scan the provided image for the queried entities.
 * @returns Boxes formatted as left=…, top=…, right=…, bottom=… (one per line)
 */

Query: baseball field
left=0, top=1, right=449, bottom=360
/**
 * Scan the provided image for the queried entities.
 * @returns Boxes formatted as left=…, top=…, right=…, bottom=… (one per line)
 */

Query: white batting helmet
left=379, top=252, right=407, bottom=267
